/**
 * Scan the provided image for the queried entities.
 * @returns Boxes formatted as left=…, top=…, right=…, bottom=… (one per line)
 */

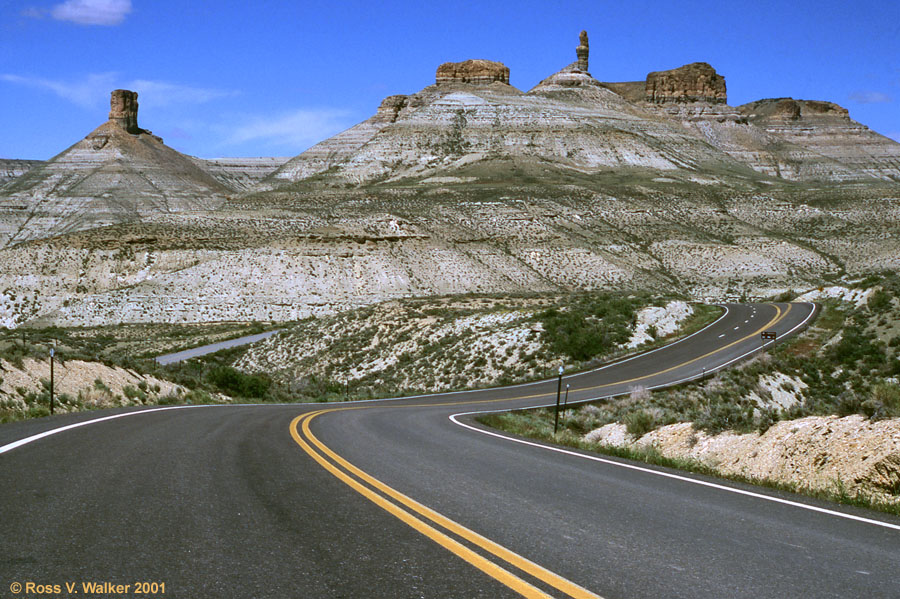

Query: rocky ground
left=585, top=415, right=900, bottom=506
left=0, top=321, right=273, bottom=422
left=1, top=184, right=896, bottom=329
left=0, top=357, right=186, bottom=418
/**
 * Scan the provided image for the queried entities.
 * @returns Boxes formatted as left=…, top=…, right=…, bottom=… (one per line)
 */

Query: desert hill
left=264, top=35, right=900, bottom=189
left=0, top=91, right=288, bottom=248
left=0, top=90, right=230, bottom=247
left=0, top=31, right=898, bottom=329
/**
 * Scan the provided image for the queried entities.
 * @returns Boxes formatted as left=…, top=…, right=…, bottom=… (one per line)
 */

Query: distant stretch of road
left=2, top=302, right=898, bottom=598
left=154, top=329, right=281, bottom=365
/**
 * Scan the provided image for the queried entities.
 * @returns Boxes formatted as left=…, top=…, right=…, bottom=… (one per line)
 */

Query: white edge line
left=448, top=303, right=900, bottom=532
left=449, top=413, right=900, bottom=532
left=0, top=405, right=221, bottom=455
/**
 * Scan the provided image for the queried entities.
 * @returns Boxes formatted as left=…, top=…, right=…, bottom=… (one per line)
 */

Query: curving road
left=2, top=302, right=899, bottom=598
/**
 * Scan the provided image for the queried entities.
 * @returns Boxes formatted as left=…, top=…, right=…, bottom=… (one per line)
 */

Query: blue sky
left=2, top=0, right=898, bottom=159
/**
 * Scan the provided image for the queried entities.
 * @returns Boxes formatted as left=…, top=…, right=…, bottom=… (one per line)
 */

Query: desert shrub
left=867, top=289, right=892, bottom=313
left=123, top=385, right=147, bottom=402
left=628, top=385, right=650, bottom=403
left=694, top=399, right=754, bottom=435
left=156, top=393, right=182, bottom=406
left=205, top=365, right=270, bottom=398
left=867, top=382, right=900, bottom=419
left=624, top=410, right=655, bottom=437
left=826, top=325, right=885, bottom=371
left=538, top=293, right=646, bottom=362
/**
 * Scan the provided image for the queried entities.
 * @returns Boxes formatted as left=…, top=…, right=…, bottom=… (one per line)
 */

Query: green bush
left=205, top=365, right=270, bottom=398
left=867, top=383, right=900, bottom=419
left=123, top=385, right=147, bottom=402
left=624, top=410, right=655, bottom=437
left=538, top=293, right=646, bottom=362
left=867, top=289, right=892, bottom=313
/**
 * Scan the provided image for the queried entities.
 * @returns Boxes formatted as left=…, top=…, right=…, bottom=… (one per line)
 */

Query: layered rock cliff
left=262, top=95, right=412, bottom=187
left=191, top=156, right=289, bottom=191
left=266, top=37, right=752, bottom=189
left=436, top=60, right=510, bottom=85
left=739, top=98, right=900, bottom=182
left=1, top=31, right=899, bottom=328
left=645, top=62, right=727, bottom=104
left=263, top=32, right=900, bottom=189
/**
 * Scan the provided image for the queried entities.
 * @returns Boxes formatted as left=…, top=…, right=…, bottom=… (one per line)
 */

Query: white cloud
left=1, top=72, right=236, bottom=110
left=0, top=72, right=116, bottom=108
left=848, top=91, right=893, bottom=104
left=49, top=0, right=132, bottom=25
left=223, top=109, right=355, bottom=150
left=128, top=80, right=238, bottom=108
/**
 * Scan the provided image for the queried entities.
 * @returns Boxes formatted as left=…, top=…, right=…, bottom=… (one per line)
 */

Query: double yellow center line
left=288, top=303, right=796, bottom=597
left=291, top=410, right=601, bottom=598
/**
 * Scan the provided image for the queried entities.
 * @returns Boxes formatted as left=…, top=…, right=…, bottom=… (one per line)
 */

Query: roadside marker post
left=564, top=384, right=570, bottom=411
left=49, top=342, right=55, bottom=415
left=554, top=366, right=563, bottom=434
left=760, top=330, right=777, bottom=358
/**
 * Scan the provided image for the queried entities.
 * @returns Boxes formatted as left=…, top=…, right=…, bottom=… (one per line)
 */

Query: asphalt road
left=154, top=330, right=282, bottom=365
left=2, top=302, right=898, bottom=598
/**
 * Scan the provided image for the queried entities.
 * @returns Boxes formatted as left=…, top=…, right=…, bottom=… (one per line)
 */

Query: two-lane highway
left=2, top=303, right=898, bottom=598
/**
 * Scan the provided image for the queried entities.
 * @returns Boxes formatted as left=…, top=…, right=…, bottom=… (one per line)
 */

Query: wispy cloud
left=223, top=109, right=355, bottom=150
left=848, top=90, right=893, bottom=104
left=49, top=0, right=132, bottom=26
left=1, top=72, right=237, bottom=110
left=0, top=72, right=116, bottom=108
left=128, top=80, right=238, bottom=108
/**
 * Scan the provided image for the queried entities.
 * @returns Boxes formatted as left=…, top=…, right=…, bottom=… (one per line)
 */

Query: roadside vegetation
left=478, top=408, right=900, bottom=516
left=229, top=292, right=719, bottom=402
left=0, top=321, right=279, bottom=422
left=478, top=272, right=900, bottom=514
left=0, top=321, right=275, bottom=367
left=1, top=291, right=719, bottom=420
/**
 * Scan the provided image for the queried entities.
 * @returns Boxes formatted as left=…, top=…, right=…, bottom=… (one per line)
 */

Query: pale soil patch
left=795, top=285, right=876, bottom=308
left=586, top=415, right=900, bottom=505
left=626, top=300, right=693, bottom=348
left=236, top=298, right=552, bottom=393
left=750, top=372, right=808, bottom=412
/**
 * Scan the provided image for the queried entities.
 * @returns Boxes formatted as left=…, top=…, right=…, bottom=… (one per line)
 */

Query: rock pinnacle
left=109, top=89, right=141, bottom=133
left=576, top=30, right=589, bottom=72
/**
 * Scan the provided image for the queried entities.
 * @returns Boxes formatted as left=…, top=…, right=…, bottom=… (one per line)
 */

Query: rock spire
left=109, top=89, right=141, bottom=133
left=576, top=30, right=589, bottom=72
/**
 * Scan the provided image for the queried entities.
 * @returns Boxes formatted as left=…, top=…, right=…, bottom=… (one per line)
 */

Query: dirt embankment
left=586, top=415, right=900, bottom=504
left=0, top=357, right=184, bottom=417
